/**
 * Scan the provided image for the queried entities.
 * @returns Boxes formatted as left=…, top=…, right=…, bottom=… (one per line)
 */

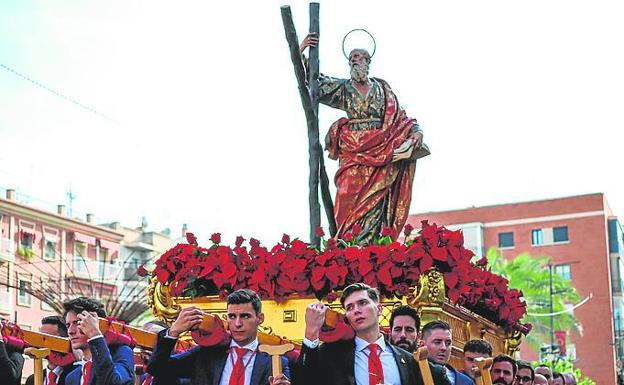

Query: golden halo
left=342, top=28, right=376, bottom=59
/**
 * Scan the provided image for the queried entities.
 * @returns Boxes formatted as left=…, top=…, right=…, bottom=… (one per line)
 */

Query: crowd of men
left=1, top=283, right=579, bottom=385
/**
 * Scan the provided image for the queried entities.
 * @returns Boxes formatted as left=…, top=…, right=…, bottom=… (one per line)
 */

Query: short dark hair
left=41, top=315, right=68, bottom=337
left=492, top=354, right=517, bottom=376
left=553, top=372, right=565, bottom=383
left=463, top=339, right=493, bottom=356
left=516, top=360, right=534, bottom=380
left=421, top=320, right=451, bottom=340
left=227, top=289, right=262, bottom=314
left=389, top=305, right=420, bottom=331
left=63, top=297, right=107, bottom=318
left=340, top=283, right=380, bottom=307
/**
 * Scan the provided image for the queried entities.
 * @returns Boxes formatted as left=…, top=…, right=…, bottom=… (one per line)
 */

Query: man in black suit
left=147, top=289, right=290, bottom=385
left=422, top=321, right=474, bottom=385
left=25, top=315, right=78, bottom=385
left=63, top=297, right=135, bottom=385
left=297, top=283, right=429, bottom=385
left=0, top=316, right=24, bottom=385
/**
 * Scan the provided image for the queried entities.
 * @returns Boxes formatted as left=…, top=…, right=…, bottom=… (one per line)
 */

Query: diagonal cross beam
left=280, top=3, right=337, bottom=247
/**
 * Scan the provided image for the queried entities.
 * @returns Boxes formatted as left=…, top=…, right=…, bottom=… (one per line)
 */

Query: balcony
left=0, top=237, right=15, bottom=263
left=71, top=257, right=122, bottom=282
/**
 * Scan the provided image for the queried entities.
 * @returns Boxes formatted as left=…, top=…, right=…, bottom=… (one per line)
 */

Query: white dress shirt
left=43, top=366, right=64, bottom=385
left=303, top=335, right=402, bottom=385
left=218, top=338, right=259, bottom=385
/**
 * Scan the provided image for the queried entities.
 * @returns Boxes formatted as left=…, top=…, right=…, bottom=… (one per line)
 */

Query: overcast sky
left=1, top=0, right=623, bottom=246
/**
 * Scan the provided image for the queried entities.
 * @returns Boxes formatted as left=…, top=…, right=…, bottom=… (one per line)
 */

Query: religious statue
left=300, top=32, right=428, bottom=244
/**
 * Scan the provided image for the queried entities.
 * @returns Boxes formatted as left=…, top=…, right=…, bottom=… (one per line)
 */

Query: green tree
left=537, top=357, right=597, bottom=385
left=486, top=248, right=581, bottom=351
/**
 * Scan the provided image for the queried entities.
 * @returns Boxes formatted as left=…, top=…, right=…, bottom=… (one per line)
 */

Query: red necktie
left=368, top=344, right=384, bottom=385
left=228, top=347, right=249, bottom=385
left=142, top=374, right=153, bottom=385
left=47, top=370, right=58, bottom=385
left=82, top=361, right=92, bottom=385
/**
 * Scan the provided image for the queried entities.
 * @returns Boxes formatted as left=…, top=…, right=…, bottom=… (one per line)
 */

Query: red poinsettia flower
left=403, top=223, right=414, bottom=237
left=352, top=224, right=362, bottom=235
left=186, top=232, right=198, bottom=246
left=381, top=226, right=392, bottom=237
left=210, top=233, right=221, bottom=244
left=235, top=236, right=245, bottom=247
left=343, top=232, right=354, bottom=242
left=281, top=234, right=291, bottom=244
left=136, top=265, right=149, bottom=277
left=315, top=227, right=325, bottom=237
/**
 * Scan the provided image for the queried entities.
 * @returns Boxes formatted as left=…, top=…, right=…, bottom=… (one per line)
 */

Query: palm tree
left=486, top=248, right=581, bottom=352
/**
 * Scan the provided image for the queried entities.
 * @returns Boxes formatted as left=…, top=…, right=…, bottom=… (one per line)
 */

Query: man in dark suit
left=297, top=283, right=431, bottom=385
left=422, top=321, right=474, bottom=385
left=147, top=289, right=290, bottom=385
left=0, top=316, right=24, bottom=385
left=62, top=297, right=134, bottom=385
left=461, top=339, right=492, bottom=380
left=388, top=305, right=451, bottom=385
left=25, top=315, right=79, bottom=385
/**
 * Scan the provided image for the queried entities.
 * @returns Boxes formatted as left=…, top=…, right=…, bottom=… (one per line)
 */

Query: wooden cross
left=258, top=343, right=295, bottom=378
left=280, top=3, right=337, bottom=246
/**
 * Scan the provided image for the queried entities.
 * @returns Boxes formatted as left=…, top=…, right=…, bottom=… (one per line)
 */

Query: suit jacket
left=446, top=365, right=474, bottom=385
left=65, top=337, right=134, bottom=385
left=26, top=364, right=80, bottom=385
left=296, top=338, right=429, bottom=385
left=0, top=342, right=24, bottom=385
left=147, top=330, right=290, bottom=385
left=140, top=372, right=190, bottom=385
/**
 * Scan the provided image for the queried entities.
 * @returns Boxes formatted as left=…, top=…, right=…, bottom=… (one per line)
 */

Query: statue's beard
left=350, top=62, right=369, bottom=82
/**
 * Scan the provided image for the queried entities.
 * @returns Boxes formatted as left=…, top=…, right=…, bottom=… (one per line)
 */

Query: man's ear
left=257, top=312, right=264, bottom=325
left=376, top=303, right=383, bottom=317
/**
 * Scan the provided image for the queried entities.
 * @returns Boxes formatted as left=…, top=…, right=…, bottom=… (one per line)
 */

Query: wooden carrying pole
left=24, top=347, right=51, bottom=385
left=474, top=357, right=494, bottom=385
left=1, top=323, right=71, bottom=353
left=258, top=343, right=295, bottom=378
left=413, top=346, right=435, bottom=385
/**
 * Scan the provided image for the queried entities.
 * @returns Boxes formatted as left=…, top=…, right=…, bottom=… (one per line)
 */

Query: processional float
left=12, top=4, right=529, bottom=385
left=143, top=3, right=530, bottom=385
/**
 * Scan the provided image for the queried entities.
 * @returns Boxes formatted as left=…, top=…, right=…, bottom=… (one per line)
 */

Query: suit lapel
left=249, top=351, right=269, bottom=385
left=212, top=351, right=229, bottom=385
left=390, top=345, right=410, bottom=385
left=344, top=340, right=356, bottom=385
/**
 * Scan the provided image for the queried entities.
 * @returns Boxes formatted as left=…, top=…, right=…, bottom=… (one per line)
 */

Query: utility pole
left=549, top=263, right=555, bottom=369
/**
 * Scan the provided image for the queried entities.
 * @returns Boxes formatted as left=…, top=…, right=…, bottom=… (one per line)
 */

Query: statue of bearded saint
left=301, top=33, right=426, bottom=245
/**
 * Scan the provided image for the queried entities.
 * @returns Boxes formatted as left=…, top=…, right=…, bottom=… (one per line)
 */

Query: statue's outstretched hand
left=300, top=33, right=319, bottom=53
left=392, top=139, right=414, bottom=162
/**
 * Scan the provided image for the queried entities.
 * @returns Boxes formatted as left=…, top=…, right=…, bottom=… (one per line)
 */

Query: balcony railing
left=71, top=257, right=122, bottom=281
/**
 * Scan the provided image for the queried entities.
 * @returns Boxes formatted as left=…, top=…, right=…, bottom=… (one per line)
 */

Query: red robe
left=325, top=79, right=418, bottom=241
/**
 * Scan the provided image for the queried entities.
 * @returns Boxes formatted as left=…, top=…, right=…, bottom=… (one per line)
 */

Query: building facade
left=0, top=188, right=174, bottom=382
left=407, top=193, right=623, bottom=385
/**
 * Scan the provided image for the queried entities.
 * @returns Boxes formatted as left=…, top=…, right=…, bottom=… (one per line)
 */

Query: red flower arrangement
left=151, top=221, right=530, bottom=335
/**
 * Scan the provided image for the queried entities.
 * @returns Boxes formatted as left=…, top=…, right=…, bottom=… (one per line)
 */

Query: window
left=44, top=240, right=56, bottom=261
left=532, top=229, right=543, bottom=245
left=553, top=226, right=569, bottom=243
left=554, top=264, right=572, bottom=280
left=74, top=241, right=88, bottom=258
left=498, top=232, right=514, bottom=248
left=18, top=279, right=32, bottom=306
left=21, top=233, right=33, bottom=249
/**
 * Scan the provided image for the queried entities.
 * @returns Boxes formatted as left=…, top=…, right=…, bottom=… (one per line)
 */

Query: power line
left=1, top=63, right=119, bottom=124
